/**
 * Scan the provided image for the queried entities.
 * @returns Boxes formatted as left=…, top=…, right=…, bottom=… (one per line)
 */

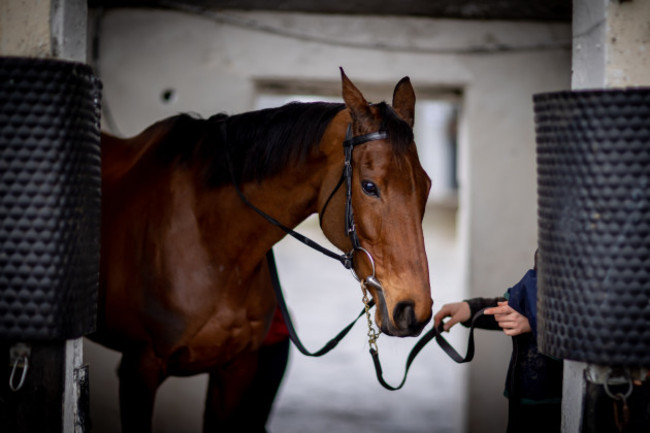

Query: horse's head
left=319, top=69, right=433, bottom=337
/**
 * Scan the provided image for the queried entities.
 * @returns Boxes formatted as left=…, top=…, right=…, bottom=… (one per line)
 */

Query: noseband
left=226, top=121, right=387, bottom=286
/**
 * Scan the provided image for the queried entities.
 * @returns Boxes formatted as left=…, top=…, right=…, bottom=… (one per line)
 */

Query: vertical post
left=565, top=0, right=650, bottom=431
left=0, top=1, right=92, bottom=432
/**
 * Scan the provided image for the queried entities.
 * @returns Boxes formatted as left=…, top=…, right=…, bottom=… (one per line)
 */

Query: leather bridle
left=320, top=124, right=387, bottom=290
left=226, top=121, right=387, bottom=288
left=225, top=120, right=481, bottom=390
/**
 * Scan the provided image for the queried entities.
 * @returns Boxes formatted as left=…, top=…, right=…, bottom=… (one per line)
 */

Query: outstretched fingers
left=484, top=302, right=531, bottom=336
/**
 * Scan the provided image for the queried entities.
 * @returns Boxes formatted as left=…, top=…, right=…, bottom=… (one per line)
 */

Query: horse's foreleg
left=229, top=339, right=291, bottom=433
left=118, top=348, right=166, bottom=433
left=203, top=351, right=258, bottom=433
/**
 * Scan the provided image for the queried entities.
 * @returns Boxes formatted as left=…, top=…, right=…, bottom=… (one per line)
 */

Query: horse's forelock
left=375, top=102, right=414, bottom=154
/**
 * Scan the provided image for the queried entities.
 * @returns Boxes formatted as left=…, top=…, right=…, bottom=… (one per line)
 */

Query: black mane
left=153, top=100, right=413, bottom=187
left=208, top=102, right=346, bottom=186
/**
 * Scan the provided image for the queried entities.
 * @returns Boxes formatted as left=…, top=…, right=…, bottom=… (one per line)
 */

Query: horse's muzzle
left=393, top=301, right=427, bottom=335
left=372, top=287, right=431, bottom=337
left=381, top=301, right=429, bottom=337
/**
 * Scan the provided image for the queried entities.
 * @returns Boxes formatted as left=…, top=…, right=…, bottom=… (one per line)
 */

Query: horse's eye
left=361, top=180, right=380, bottom=198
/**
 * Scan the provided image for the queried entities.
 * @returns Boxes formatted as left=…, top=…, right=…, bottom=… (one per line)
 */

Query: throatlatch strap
left=266, top=250, right=371, bottom=357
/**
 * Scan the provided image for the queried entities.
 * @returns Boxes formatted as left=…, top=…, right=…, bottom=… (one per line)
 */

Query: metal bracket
left=8, top=342, right=31, bottom=391
left=586, top=365, right=648, bottom=386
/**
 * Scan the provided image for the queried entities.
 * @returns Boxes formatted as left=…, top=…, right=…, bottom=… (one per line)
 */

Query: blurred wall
left=89, top=8, right=570, bottom=432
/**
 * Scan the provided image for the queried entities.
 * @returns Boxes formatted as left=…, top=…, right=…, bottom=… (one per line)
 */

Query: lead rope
left=368, top=308, right=485, bottom=391
left=268, top=248, right=484, bottom=391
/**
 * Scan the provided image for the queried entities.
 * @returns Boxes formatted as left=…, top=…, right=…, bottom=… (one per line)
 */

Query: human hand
left=483, top=301, right=531, bottom=336
left=433, top=302, right=471, bottom=332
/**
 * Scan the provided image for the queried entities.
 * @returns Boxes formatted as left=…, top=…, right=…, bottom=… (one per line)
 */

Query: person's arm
left=463, top=297, right=503, bottom=330
left=433, top=297, right=503, bottom=332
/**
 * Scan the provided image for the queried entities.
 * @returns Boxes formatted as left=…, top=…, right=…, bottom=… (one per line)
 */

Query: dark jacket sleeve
left=461, top=297, right=505, bottom=330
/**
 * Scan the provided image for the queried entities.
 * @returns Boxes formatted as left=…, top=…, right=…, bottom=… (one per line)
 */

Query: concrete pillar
left=1, top=1, right=89, bottom=432
left=0, top=0, right=86, bottom=61
left=572, top=0, right=650, bottom=90
left=564, top=0, right=650, bottom=431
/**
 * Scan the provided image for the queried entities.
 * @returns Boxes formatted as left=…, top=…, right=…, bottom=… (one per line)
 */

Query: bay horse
left=92, top=69, right=432, bottom=432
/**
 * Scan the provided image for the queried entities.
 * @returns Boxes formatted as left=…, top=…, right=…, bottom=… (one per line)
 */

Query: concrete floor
left=85, top=206, right=467, bottom=433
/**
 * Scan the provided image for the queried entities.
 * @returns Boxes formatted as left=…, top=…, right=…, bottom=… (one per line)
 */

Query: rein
left=224, top=120, right=481, bottom=390
left=266, top=249, right=370, bottom=357
left=266, top=249, right=485, bottom=390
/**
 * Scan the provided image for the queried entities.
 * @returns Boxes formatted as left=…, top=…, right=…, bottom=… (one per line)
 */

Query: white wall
left=458, top=49, right=571, bottom=431
left=89, top=8, right=571, bottom=432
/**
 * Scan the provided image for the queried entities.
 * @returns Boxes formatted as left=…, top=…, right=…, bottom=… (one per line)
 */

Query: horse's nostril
left=393, top=301, right=416, bottom=331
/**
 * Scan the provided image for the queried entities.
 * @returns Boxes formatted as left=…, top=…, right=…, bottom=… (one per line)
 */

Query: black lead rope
left=267, top=249, right=484, bottom=390
left=369, top=309, right=486, bottom=390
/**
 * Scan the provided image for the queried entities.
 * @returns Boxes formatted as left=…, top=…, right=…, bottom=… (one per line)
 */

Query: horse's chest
left=169, top=297, right=273, bottom=374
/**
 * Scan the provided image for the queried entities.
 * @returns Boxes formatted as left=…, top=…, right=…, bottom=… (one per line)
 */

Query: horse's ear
left=340, top=68, right=373, bottom=126
left=392, top=77, right=416, bottom=128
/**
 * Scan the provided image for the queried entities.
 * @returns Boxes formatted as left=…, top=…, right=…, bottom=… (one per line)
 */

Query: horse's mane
left=150, top=100, right=413, bottom=187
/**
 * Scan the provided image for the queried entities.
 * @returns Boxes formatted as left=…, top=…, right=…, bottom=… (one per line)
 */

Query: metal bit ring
left=349, top=247, right=376, bottom=282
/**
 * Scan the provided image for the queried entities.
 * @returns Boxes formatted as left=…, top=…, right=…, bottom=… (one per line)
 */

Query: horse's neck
left=197, top=161, right=326, bottom=265
left=248, top=169, right=322, bottom=226
left=102, top=115, right=347, bottom=278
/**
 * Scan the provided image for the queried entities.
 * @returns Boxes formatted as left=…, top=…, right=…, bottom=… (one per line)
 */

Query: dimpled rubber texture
left=0, top=57, right=101, bottom=340
left=535, top=88, right=650, bottom=366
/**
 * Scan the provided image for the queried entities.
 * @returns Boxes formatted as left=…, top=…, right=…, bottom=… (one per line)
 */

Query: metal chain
left=361, top=280, right=380, bottom=352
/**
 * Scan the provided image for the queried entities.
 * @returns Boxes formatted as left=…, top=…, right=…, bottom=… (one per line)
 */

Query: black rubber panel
left=535, top=88, right=650, bottom=366
left=0, top=57, right=102, bottom=340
